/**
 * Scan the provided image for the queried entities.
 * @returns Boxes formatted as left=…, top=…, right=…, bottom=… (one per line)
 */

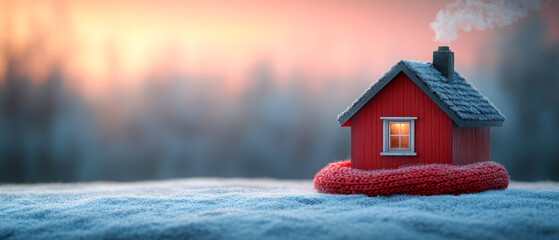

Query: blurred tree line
left=1, top=16, right=558, bottom=183
left=0, top=38, right=362, bottom=182
left=490, top=16, right=559, bottom=180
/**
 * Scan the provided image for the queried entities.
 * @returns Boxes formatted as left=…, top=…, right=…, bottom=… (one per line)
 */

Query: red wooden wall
left=452, top=126, right=490, bottom=165
left=350, top=72, right=454, bottom=170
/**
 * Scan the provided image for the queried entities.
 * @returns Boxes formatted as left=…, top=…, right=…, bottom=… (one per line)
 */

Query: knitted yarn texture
left=314, top=161, right=509, bottom=196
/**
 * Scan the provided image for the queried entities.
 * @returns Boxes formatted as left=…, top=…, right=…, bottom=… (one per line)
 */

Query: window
left=381, top=117, right=416, bottom=156
left=390, top=122, right=410, bottom=150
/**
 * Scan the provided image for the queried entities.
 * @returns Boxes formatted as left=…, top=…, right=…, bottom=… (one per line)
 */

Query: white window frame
left=380, top=117, right=417, bottom=156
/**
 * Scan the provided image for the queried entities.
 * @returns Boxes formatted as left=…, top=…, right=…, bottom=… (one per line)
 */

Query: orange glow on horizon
left=2, top=0, right=558, bottom=99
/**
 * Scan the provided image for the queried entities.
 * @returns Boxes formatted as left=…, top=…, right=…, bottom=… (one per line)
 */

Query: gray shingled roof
left=337, top=60, right=505, bottom=127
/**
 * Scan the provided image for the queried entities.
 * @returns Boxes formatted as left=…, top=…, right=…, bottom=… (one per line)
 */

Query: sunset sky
left=1, top=0, right=559, bottom=98
left=2, top=0, right=559, bottom=182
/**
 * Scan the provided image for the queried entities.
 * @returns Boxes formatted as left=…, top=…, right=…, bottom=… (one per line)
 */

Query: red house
left=337, top=46, right=505, bottom=170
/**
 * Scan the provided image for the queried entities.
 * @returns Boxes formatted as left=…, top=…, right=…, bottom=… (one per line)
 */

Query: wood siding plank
left=452, top=126, right=490, bottom=165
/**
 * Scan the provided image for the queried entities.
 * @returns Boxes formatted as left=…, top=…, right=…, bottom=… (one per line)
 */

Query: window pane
left=401, top=122, right=410, bottom=135
left=390, top=123, right=400, bottom=135
left=401, top=136, right=410, bottom=149
left=390, top=136, right=400, bottom=149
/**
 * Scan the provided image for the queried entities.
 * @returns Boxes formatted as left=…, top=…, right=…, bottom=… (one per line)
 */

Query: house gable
left=350, top=72, right=454, bottom=170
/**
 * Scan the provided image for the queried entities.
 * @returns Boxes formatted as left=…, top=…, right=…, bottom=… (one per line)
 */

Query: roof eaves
left=456, top=120, right=504, bottom=127
left=336, top=64, right=406, bottom=126
left=337, top=60, right=505, bottom=127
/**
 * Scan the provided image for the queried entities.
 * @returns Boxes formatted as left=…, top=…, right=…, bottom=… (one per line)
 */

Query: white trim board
left=380, top=117, right=418, bottom=120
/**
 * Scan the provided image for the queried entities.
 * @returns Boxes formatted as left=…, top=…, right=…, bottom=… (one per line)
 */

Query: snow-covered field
left=1, top=179, right=558, bottom=240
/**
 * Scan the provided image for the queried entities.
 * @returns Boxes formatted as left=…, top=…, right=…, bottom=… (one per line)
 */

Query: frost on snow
left=1, top=179, right=558, bottom=239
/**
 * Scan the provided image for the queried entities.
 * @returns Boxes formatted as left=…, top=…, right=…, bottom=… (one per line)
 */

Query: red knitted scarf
left=314, top=161, right=509, bottom=196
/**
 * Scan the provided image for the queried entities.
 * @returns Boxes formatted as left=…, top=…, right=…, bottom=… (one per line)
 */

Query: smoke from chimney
left=430, top=0, right=545, bottom=44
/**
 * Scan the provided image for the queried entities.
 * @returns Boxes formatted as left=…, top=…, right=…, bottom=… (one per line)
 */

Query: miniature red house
left=337, top=46, right=505, bottom=170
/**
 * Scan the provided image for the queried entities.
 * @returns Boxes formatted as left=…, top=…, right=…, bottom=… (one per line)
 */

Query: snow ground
left=1, top=179, right=558, bottom=240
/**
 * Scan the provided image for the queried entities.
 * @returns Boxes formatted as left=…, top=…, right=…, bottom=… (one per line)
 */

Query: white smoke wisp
left=430, top=0, right=545, bottom=44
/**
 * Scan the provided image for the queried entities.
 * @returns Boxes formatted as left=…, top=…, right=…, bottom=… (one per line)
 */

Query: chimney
left=433, top=46, right=454, bottom=83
